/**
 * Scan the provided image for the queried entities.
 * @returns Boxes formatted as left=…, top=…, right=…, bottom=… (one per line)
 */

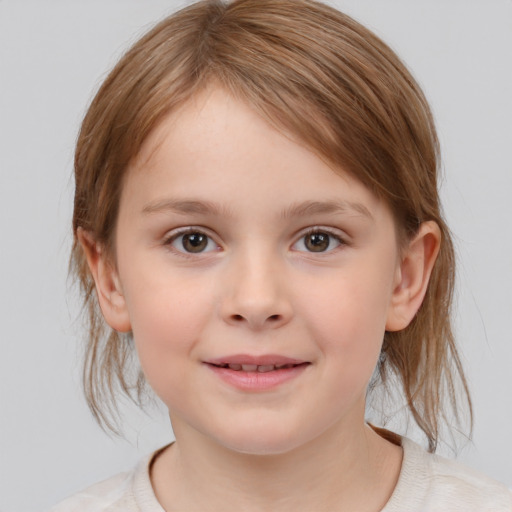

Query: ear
left=386, top=221, right=441, bottom=332
left=77, top=228, right=132, bottom=333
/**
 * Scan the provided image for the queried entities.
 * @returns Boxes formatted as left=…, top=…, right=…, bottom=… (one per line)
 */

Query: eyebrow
left=142, top=199, right=232, bottom=217
left=280, top=200, right=374, bottom=220
left=142, top=198, right=373, bottom=220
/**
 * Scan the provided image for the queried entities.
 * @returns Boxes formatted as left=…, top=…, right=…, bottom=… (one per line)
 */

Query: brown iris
left=182, top=232, right=208, bottom=253
left=304, top=232, right=330, bottom=252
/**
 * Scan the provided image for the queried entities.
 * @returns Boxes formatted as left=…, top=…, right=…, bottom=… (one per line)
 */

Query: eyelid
left=160, top=225, right=348, bottom=256
left=291, top=226, right=348, bottom=253
left=162, top=226, right=221, bottom=256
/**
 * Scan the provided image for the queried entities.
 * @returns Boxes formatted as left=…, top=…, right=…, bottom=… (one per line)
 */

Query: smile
left=210, top=363, right=303, bottom=372
left=204, top=355, right=310, bottom=391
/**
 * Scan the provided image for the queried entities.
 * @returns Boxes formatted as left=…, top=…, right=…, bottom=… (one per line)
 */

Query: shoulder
left=385, top=437, right=512, bottom=512
left=427, top=450, right=512, bottom=510
left=49, top=447, right=167, bottom=512
left=49, top=470, right=134, bottom=512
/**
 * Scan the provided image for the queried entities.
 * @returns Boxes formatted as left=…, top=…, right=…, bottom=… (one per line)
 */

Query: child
left=52, top=0, right=512, bottom=510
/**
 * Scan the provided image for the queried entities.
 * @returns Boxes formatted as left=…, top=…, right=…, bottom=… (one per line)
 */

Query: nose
left=219, top=250, right=293, bottom=331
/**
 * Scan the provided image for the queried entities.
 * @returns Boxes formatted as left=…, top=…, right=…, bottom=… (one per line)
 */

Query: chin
left=209, top=422, right=310, bottom=457
left=222, top=439, right=302, bottom=457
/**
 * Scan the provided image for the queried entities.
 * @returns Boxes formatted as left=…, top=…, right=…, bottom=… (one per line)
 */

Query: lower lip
left=205, top=363, right=310, bottom=391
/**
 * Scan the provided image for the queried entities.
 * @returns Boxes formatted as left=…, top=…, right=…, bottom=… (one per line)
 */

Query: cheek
left=298, top=266, right=393, bottom=374
left=121, top=269, right=215, bottom=391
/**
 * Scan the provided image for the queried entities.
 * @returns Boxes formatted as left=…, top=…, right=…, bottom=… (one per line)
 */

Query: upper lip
left=205, top=354, right=308, bottom=366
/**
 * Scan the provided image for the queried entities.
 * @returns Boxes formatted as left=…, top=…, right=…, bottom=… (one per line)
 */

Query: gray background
left=1, top=1, right=511, bottom=510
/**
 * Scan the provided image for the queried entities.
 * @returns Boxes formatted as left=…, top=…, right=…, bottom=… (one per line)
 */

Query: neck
left=151, top=418, right=402, bottom=512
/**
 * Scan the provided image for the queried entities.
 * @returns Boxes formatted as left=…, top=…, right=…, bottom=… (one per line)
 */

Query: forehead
left=123, top=86, right=385, bottom=221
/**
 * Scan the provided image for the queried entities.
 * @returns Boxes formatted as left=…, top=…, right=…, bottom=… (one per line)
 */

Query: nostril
left=227, top=313, right=286, bottom=327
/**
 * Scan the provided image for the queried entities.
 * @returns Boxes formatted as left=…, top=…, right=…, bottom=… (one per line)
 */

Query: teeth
left=219, top=363, right=300, bottom=372
left=257, top=365, right=275, bottom=373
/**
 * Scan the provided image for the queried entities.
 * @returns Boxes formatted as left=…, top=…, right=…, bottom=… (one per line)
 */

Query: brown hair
left=71, top=0, right=472, bottom=451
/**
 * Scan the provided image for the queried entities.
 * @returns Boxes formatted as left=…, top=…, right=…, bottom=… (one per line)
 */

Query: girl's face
left=107, top=87, right=405, bottom=454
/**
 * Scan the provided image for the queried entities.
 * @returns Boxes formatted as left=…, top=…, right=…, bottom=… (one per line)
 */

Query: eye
left=166, top=229, right=218, bottom=254
left=293, top=229, right=343, bottom=253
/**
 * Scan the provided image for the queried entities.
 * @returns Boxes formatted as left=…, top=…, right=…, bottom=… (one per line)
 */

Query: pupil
left=183, top=233, right=207, bottom=252
left=306, top=233, right=329, bottom=252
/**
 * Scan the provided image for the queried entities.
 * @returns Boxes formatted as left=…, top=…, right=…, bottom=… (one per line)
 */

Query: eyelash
left=293, top=228, right=346, bottom=254
left=162, top=226, right=347, bottom=257
left=162, top=227, right=220, bottom=258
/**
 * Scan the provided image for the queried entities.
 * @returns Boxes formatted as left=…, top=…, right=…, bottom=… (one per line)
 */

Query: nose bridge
left=220, top=241, right=292, bottom=330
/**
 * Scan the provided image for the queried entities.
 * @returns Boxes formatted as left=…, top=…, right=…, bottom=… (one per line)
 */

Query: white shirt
left=50, top=437, right=512, bottom=511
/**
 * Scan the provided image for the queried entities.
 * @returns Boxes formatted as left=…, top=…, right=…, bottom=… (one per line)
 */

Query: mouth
left=208, top=362, right=309, bottom=373
left=205, top=354, right=310, bottom=371
left=204, top=355, right=311, bottom=391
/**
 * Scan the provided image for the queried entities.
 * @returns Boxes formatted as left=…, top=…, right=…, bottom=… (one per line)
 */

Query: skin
left=81, top=86, right=440, bottom=511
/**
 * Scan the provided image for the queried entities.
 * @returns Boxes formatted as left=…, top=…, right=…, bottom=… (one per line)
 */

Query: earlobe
left=77, top=228, right=132, bottom=333
left=385, top=221, right=441, bottom=332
